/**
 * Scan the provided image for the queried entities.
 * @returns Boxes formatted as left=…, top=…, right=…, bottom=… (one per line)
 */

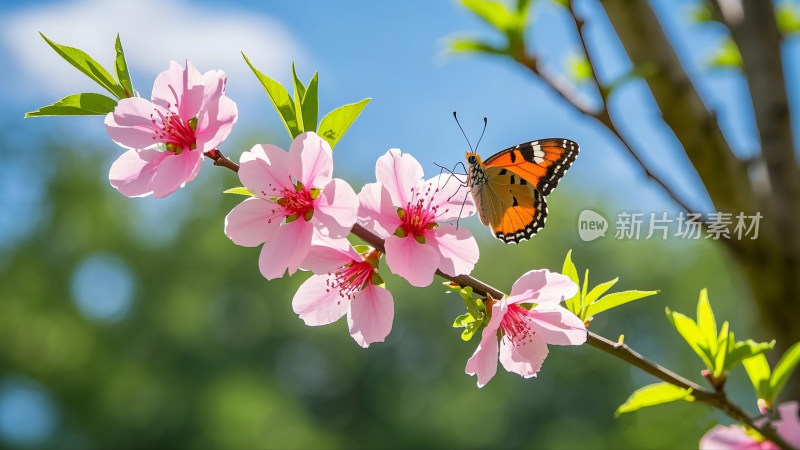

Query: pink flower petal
left=508, top=269, right=578, bottom=305
left=292, top=273, right=350, bottom=326
left=384, top=235, right=440, bottom=287
left=776, top=401, right=800, bottom=448
left=313, top=178, right=358, bottom=238
left=375, top=148, right=424, bottom=206
left=425, top=173, right=475, bottom=222
left=301, top=239, right=358, bottom=274
left=108, top=148, right=168, bottom=197
left=105, top=98, right=165, bottom=150
left=348, top=284, right=394, bottom=348
left=699, top=425, right=767, bottom=450
left=499, top=332, right=550, bottom=379
left=527, top=304, right=587, bottom=346
left=432, top=224, right=479, bottom=277
left=238, top=144, right=292, bottom=198
left=224, top=197, right=283, bottom=247
left=151, top=60, right=205, bottom=119
left=465, top=301, right=506, bottom=387
left=258, top=219, right=314, bottom=280
left=196, top=94, right=238, bottom=153
left=357, top=182, right=401, bottom=239
left=287, top=132, right=333, bottom=188
left=151, top=149, right=203, bottom=198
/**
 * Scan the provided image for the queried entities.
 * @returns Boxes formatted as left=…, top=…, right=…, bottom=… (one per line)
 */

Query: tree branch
left=208, top=157, right=791, bottom=449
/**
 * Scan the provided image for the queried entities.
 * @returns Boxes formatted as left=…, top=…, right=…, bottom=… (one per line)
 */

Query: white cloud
left=1, top=0, right=308, bottom=97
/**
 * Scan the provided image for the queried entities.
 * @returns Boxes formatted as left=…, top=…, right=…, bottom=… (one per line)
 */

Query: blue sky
left=1, top=0, right=796, bottom=243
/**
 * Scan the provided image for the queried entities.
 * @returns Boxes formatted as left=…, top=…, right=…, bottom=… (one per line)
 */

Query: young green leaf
left=742, top=354, right=772, bottom=400
left=25, top=93, right=117, bottom=117
left=301, top=72, right=319, bottom=132
left=447, top=37, right=508, bottom=56
left=568, top=54, right=593, bottom=83
left=615, top=383, right=694, bottom=417
left=713, top=326, right=730, bottom=379
left=291, top=63, right=306, bottom=134
left=113, top=34, right=133, bottom=98
left=584, top=277, right=618, bottom=305
left=460, top=0, right=516, bottom=33
left=777, top=4, right=800, bottom=34
left=696, top=289, right=718, bottom=354
left=585, top=290, right=658, bottom=318
left=223, top=186, right=255, bottom=197
left=40, top=33, right=125, bottom=99
left=725, top=338, right=774, bottom=373
left=666, top=308, right=713, bottom=370
left=242, top=53, right=301, bottom=139
left=562, top=250, right=581, bottom=315
left=708, top=38, right=742, bottom=69
left=318, top=98, right=370, bottom=149
left=770, top=341, right=800, bottom=402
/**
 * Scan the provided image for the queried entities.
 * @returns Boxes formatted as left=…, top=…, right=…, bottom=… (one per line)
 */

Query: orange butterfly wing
left=482, top=138, right=579, bottom=196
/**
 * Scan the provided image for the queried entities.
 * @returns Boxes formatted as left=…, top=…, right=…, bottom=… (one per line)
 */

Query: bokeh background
left=1, top=0, right=796, bottom=448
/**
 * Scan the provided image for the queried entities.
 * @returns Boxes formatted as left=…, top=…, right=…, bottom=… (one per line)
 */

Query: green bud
left=285, top=215, right=298, bottom=223
left=397, top=208, right=406, bottom=220
left=394, top=227, right=407, bottom=238
left=309, top=188, right=321, bottom=199
left=304, top=209, right=314, bottom=222
left=188, top=117, right=198, bottom=131
left=414, top=234, right=426, bottom=245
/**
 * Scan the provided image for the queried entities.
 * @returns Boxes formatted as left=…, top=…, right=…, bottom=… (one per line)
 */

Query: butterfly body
left=466, top=138, right=579, bottom=244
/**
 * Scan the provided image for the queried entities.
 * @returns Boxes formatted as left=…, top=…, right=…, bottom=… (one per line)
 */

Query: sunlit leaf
left=40, top=33, right=125, bottom=99
left=223, top=186, right=255, bottom=197
left=777, top=4, right=800, bottom=34
left=242, top=53, right=301, bottom=138
left=448, top=38, right=508, bottom=55
left=697, top=289, right=718, bottom=355
left=585, top=290, right=658, bottom=318
left=568, top=54, right=593, bottom=83
left=301, top=72, right=319, bottom=133
left=318, top=98, right=370, bottom=149
left=743, top=354, right=772, bottom=400
left=291, top=63, right=306, bottom=134
left=770, top=341, right=800, bottom=401
left=562, top=250, right=581, bottom=315
left=460, top=0, right=517, bottom=33
left=708, top=38, right=742, bottom=69
left=584, top=277, right=618, bottom=305
left=723, top=337, right=774, bottom=373
left=113, top=34, right=133, bottom=98
left=688, top=4, right=714, bottom=23
left=713, top=326, right=729, bottom=378
left=666, top=308, right=713, bottom=370
left=25, top=93, right=117, bottom=117
left=615, top=383, right=694, bottom=416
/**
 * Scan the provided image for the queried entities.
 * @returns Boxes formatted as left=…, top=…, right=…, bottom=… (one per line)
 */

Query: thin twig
left=204, top=149, right=240, bottom=173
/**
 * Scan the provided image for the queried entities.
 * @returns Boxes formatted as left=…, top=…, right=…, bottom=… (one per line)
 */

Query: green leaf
left=585, top=277, right=618, bottom=305
left=726, top=339, right=774, bottom=374
left=770, top=341, right=800, bottom=402
left=742, top=354, right=772, bottom=399
left=708, top=38, right=742, bottom=69
left=113, top=34, right=133, bottom=98
left=713, top=326, right=730, bottom=378
left=318, top=98, right=370, bottom=149
left=666, top=308, right=714, bottom=370
left=291, top=63, right=306, bottom=134
left=568, top=54, right=593, bottom=83
left=777, top=4, right=800, bottom=34
left=585, top=290, right=658, bottom=318
left=447, top=38, right=508, bottom=56
left=460, top=0, right=517, bottom=33
left=25, top=93, right=117, bottom=117
left=242, top=53, right=301, bottom=139
left=578, top=269, right=589, bottom=318
left=223, top=186, right=255, bottom=197
left=615, top=383, right=694, bottom=417
left=40, top=33, right=125, bottom=99
left=697, top=289, right=718, bottom=355
left=688, top=4, right=714, bottom=23
left=301, top=72, right=319, bottom=132
left=562, top=250, right=581, bottom=315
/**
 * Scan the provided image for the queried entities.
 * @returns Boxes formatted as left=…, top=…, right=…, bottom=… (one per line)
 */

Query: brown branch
left=348, top=222, right=792, bottom=449
left=204, top=149, right=240, bottom=173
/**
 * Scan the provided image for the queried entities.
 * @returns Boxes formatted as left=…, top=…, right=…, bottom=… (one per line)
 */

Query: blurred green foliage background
left=0, top=124, right=766, bottom=449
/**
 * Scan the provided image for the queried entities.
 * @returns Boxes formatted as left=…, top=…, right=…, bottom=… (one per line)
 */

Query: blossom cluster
left=100, top=60, right=587, bottom=386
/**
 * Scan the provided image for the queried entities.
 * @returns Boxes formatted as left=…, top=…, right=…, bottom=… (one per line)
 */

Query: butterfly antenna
left=475, top=117, right=488, bottom=151
left=453, top=111, right=473, bottom=152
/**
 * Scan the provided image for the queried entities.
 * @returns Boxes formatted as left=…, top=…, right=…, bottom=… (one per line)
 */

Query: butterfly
left=466, top=138, right=579, bottom=243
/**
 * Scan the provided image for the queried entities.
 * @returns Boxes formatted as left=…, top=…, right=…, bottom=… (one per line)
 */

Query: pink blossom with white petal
left=465, top=269, right=586, bottom=387
left=293, top=237, right=393, bottom=348
left=224, top=132, right=358, bottom=280
left=700, top=402, right=800, bottom=450
left=358, top=148, right=479, bottom=287
left=105, top=60, right=238, bottom=198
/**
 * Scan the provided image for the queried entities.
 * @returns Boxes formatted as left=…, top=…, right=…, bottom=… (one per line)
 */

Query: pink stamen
left=324, top=260, right=374, bottom=304
left=398, top=184, right=449, bottom=237
left=151, top=108, right=196, bottom=152
left=499, top=304, right=536, bottom=345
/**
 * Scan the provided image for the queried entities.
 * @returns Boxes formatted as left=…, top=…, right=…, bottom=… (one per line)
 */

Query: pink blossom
left=700, top=402, right=800, bottom=450
left=293, top=237, right=393, bottom=347
left=465, top=269, right=586, bottom=387
left=358, top=148, right=478, bottom=287
left=224, top=132, right=358, bottom=280
left=105, top=60, right=238, bottom=198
